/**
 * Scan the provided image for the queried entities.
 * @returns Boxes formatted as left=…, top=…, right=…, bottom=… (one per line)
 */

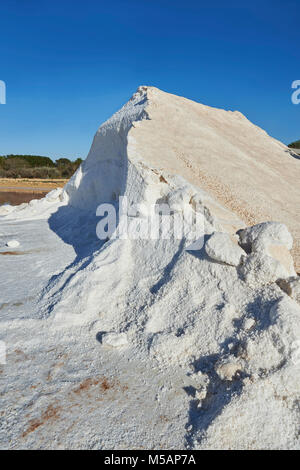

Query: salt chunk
left=101, top=332, right=128, bottom=348
left=6, top=240, right=20, bottom=248
left=243, top=318, right=255, bottom=330
left=215, top=362, right=242, bottom=381
left=205, top=232, right=246, bottom=266
left=238, top=222, right=293, bottom=252
left=239, top=250, right=295, bottom=286
left=46, top=188, right=63, bottom=202
left=277, top=277, right=300, bottom=305
left=195, top=388, right=207, bottom=401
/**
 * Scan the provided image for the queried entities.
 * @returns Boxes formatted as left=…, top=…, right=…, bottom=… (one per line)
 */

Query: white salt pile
left=0, top=86, right=299, bottom=450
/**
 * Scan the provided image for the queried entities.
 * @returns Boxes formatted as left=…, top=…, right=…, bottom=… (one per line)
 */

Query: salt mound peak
left=61, top=85, right=300, bottom=268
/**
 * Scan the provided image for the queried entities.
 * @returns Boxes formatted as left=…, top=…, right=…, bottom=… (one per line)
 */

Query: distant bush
left=0, top=155, right=83, bottom=179
left=288, top=140, right=300, bottom=149
left=56, top=158, right=72, bottom=167
left=5, top=154, right=55, bottom=168
left=21, top=167, right=61, bottom=179
left=3, top=158, right=31, bottom=170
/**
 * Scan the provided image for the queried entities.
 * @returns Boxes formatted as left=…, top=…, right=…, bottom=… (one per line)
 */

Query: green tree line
left=288, top=140, right=300, bottom=149
left=0, top=155, right=83, bottom=178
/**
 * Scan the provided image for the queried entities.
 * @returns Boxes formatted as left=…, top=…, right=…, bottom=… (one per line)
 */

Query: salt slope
left=64, top=86, right=245, bottom=232
left=37, top=87, right=300, bottom=449
left=128, top=87, right=300, bottom=270
left=1, top=87, right=300, bottom=450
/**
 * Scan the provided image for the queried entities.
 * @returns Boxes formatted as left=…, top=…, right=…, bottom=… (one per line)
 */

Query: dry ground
left=0, top=178, right=68, bottom=191
left=0, top=178, right=69, bottom=205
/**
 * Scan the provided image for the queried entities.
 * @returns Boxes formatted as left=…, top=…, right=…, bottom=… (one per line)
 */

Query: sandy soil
left=0, top=178, right=69, bottom=206
left=0, top=178, right=68, bottom=192
left=0, top=191, right=49, bottom=205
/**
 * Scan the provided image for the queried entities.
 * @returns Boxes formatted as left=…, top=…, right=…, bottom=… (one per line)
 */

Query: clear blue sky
left=0, top=0, right=299, bottom=160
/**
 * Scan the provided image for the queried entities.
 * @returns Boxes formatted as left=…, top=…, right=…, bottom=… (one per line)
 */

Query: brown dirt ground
left=0, top=178, right=68, bottom=190
left=0, top=178, right=69, bottom=205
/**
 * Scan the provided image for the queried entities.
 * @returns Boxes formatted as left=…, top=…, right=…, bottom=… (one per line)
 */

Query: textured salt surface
left=0, top=87, right=299, bottom=450
left=130, top=87, right=300, bottom=271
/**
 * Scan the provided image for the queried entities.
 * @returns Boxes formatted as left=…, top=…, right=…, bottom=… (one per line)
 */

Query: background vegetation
left=0, top=155, right=83, bottom=178
left=288, top=140, right=300, bottom=149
